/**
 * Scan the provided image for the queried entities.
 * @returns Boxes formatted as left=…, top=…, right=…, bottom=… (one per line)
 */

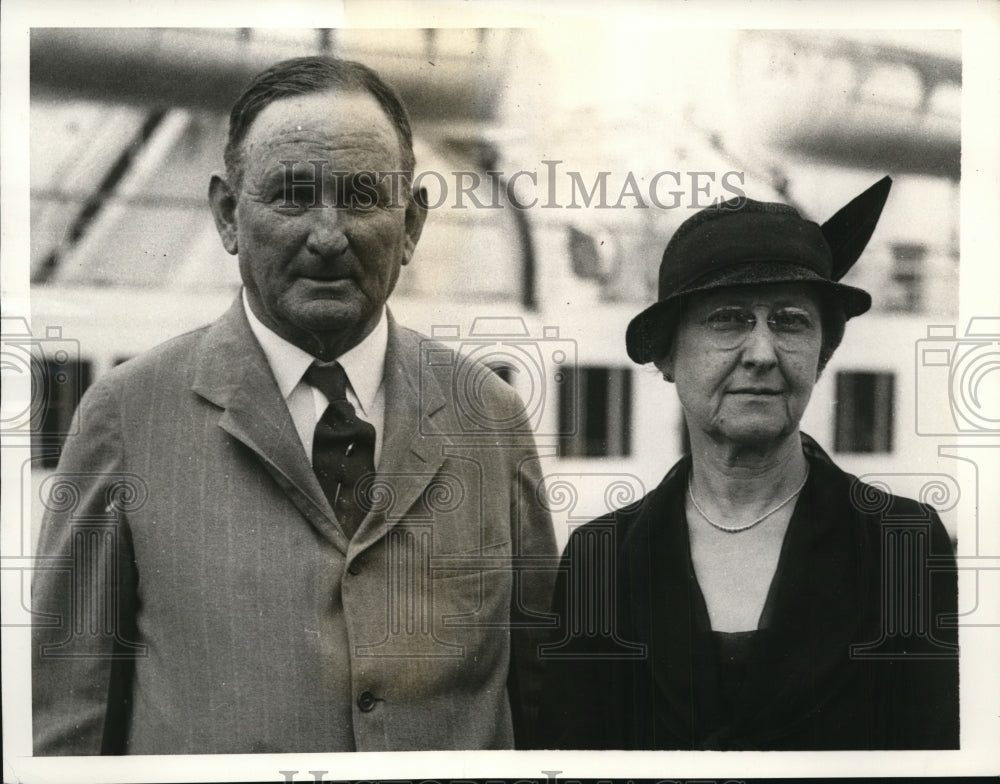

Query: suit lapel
left=351, top=317, right=449, bottom=551
left=190, top=298, right=349, bottom=552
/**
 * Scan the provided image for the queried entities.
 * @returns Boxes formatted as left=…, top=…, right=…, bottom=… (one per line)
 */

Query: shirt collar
left=335, top=308, right=387, bottom=417
left=242, top=289, right=387, bottom=415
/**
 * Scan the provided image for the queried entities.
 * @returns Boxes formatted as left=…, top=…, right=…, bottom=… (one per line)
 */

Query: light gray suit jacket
left=32, top=298, right=557, bottom=753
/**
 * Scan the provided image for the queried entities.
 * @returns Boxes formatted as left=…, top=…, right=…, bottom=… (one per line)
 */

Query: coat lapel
left=621, top=458, right=725, bottom=747
left=730, top=439, right=864, bottom=740
left=351, top=317, right=449, bottom=552
left=190, top=298, right=349, bottom=552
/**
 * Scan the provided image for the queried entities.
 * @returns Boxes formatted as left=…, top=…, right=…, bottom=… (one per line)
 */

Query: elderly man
left=32, top=56, right=556, bottom=754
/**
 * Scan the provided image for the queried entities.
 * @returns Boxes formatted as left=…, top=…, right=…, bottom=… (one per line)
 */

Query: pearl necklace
left=687, top=468, right=810, bottom=534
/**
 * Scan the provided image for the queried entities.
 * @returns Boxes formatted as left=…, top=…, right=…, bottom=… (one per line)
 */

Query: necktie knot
left=304, top=361, right=349, bottom=402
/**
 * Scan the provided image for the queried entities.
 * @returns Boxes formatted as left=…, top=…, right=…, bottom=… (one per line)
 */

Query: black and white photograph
left=2, top=1, right=998, bottom=783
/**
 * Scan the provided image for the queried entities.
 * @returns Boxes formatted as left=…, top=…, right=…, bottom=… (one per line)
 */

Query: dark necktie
left=304, top=361, right=376, bottom=538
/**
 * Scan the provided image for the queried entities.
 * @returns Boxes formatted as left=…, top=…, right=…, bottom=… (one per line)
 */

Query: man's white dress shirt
left=242, top=289, right=387, bottom=466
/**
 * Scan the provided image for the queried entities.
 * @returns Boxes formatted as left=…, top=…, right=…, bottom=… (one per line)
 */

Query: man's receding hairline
left=229, top=87, right=410, bottom=189
left=238, top=88, right=405, bottom=155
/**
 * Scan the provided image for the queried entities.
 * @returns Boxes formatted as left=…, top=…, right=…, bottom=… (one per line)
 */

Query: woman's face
left=659, top=282, right=824, bottom=449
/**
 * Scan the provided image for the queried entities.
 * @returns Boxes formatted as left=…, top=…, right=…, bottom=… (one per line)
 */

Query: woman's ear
left=654, top=353, right=675, bottom=383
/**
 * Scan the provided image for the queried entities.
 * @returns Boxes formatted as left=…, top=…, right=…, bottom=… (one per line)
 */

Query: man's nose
left=740, top=317, right=779, bottom=366
left=305, top=207, right=349, bottom=256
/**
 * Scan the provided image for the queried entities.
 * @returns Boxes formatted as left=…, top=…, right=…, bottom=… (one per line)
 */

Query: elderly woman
left=540, top=178, right=958, bottom=750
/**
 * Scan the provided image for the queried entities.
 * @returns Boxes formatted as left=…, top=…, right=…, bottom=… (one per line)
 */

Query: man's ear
left=208, top=173, right=239, bottom=256
left=401, top=186, right=428, bottom=266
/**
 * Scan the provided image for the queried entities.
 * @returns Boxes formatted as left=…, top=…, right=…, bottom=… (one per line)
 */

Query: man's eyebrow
left=255, top=166, right=290, bottom=185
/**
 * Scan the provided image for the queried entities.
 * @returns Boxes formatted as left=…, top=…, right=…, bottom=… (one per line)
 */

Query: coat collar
left=619, top=434, right=866, bottom=748
left=190, top=298, right=451, bottom=555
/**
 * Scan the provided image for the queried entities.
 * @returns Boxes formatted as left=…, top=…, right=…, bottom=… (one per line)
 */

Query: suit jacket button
left=348, top=561, right=362, bottom=576
left=357, top=691, right=377, bottom=712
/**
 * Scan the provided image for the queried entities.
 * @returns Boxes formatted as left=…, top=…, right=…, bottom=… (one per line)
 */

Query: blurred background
left=24, top=26, right=964, bottom=548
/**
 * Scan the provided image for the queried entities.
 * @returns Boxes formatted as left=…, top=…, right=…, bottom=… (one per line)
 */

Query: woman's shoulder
left=567, top=454, right=690, bottom=550
left=800, top=432, right=954, bottom=552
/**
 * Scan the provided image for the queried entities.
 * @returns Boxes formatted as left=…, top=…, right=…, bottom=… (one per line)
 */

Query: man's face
left=210, top=89, right=425, bottom=357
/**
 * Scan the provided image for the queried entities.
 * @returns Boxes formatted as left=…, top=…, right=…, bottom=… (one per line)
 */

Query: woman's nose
left=740, top=318, right=779, bottom=365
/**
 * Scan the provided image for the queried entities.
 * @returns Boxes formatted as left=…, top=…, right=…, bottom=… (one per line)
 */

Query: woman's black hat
left=625, top=176, right=893, bottom=364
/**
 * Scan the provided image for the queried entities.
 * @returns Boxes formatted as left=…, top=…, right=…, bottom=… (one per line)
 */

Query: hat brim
left=625, top=262, right=871, bottom=364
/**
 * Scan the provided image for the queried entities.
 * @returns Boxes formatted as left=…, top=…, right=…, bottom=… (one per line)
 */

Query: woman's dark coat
left=539, top=434, right=959, bottom=750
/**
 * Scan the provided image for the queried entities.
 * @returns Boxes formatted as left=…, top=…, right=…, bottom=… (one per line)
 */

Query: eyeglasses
left=696, top=306, right=820, bottom=351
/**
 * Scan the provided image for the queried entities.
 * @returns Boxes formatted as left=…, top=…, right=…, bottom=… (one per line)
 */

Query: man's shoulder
left=390, top=322, right=527, bottom=411
left=94, top=322, right=213, bottom=395
left=56, top=321, right=218, bottom=452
